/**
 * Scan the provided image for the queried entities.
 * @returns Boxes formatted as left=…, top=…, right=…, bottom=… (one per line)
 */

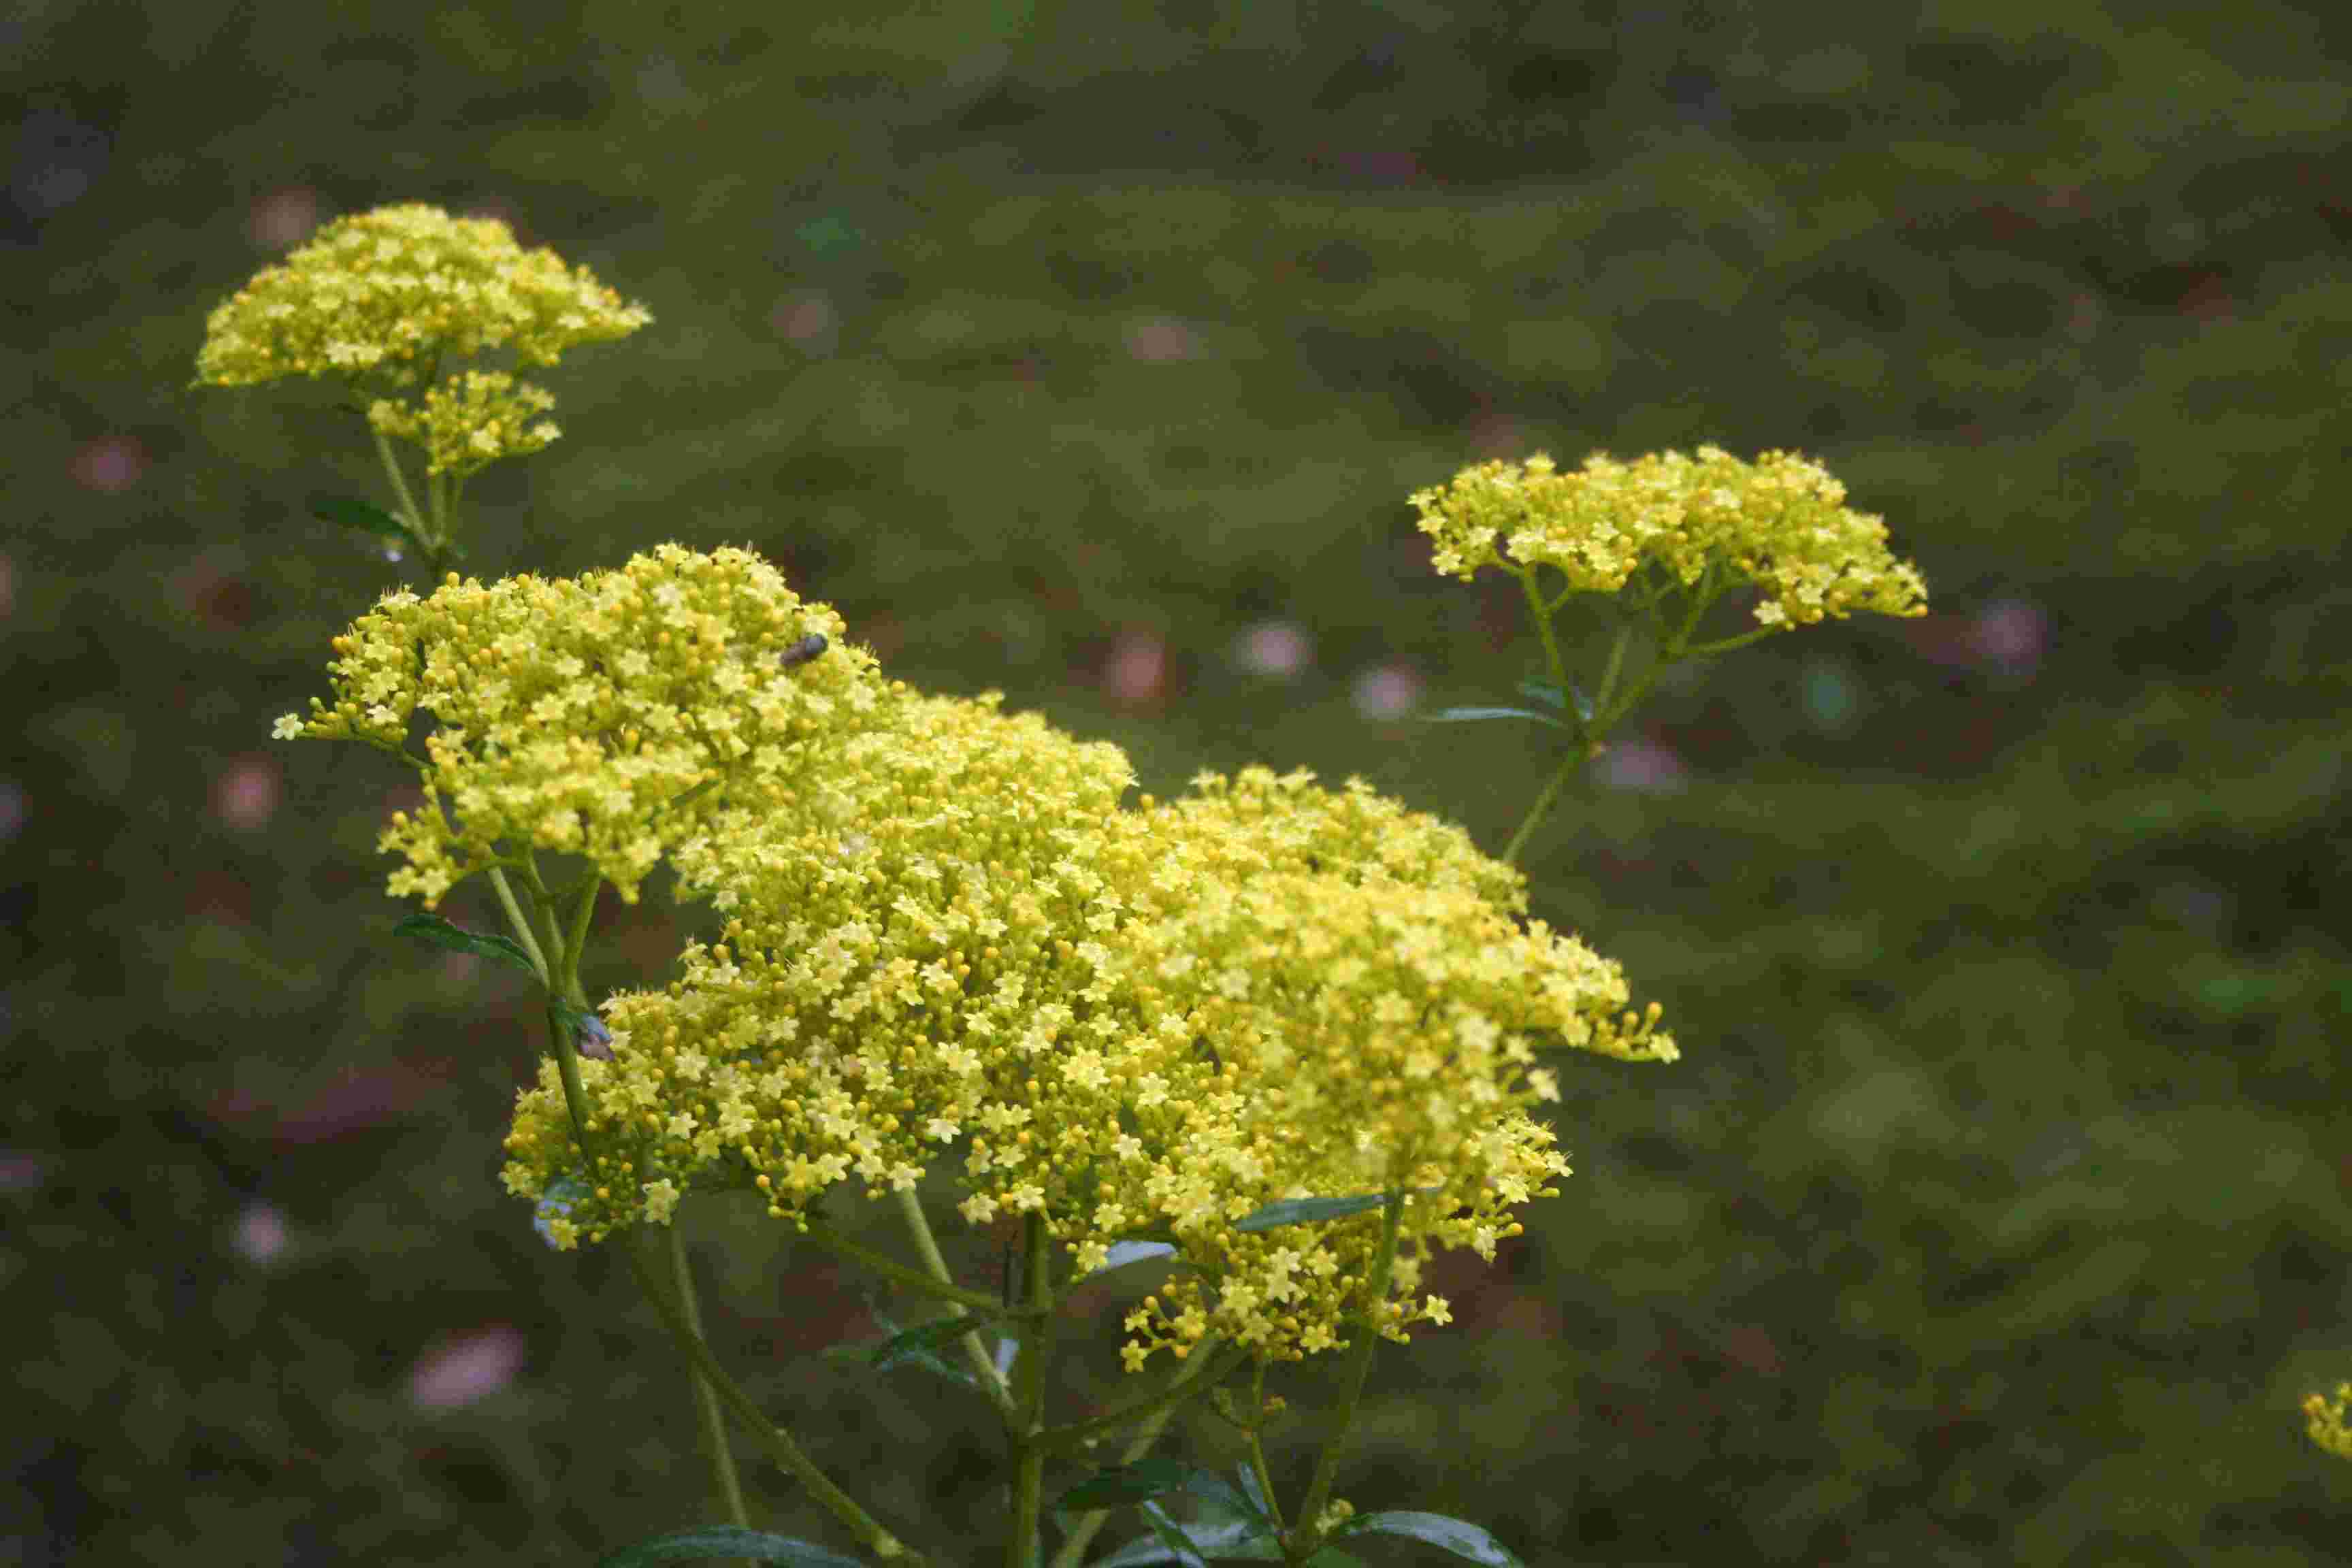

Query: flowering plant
left=204, top=203, right=1933, bottom=1567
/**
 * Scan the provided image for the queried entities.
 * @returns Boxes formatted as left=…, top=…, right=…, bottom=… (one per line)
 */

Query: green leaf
left=1422, top=705, right=1567, bottom=730
left=868, top=1311, right=999, bottom=1373
left=1056, top=1458, right=1237, bottom=1512
left=1139, top=1503, right=1210, bottom=1568
left=1231, top=1463, right=1271, bottom=1520
left=1233, top=1187, right=1437, bottom=1234
left=1096, top=1514, right=1282, bottom=1567
left=1515, top=679, right=1594, bottom=722
left=394, top=913, right=541, bottom=979
left=821, top=1311, right=981, bottom=1390
left=1335, top=1513, right=1524, bottom=1567
left=593, top=1525, right=868, bottom=1566
left=310, top=492, right=412, bottom=541
left=1081, top=1239, right=1177, bottom=1284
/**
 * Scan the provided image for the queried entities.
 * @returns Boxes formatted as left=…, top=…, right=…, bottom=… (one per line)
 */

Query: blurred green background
left=8, top=1, right=2350, bottom=1563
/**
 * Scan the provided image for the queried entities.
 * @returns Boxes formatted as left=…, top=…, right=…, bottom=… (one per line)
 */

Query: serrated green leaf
left=1338, top=1512, right=1524, bottom=1566
left=1233, top=1187, right=1437, bottom=1234
left=593, top=1525, right=868, bottom=1566
left=393, top=913, right=541, bottom=979
left=1422, top=705, right=1567, bottom=729
left=822, top=1311, right=982, bottom=1389
left=310, top=492, right=412, bottom=540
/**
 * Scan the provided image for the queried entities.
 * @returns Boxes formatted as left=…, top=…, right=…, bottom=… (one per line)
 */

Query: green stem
left=369, top=422, right=444, bottom=575
left=1590, top=621, right=1633, bottom=725
left=558, top=876, right=599, bottom=1001
left=535, top=998, right=919, bottom=1560
left=668, top=1222, right=751, bottom=1549
left=1682, top=624, right=1783, bottom=659
left=894, top=1186, right=1017, bottom=1418
left=1244, top=1357, right=1287, bottom=1539
left=1292, top=1194, right=1406, bottom=1554
left=802, top=1219, right=1032, bottom=1318
left=1006, top=1211, right=1055, bottom=1568
left=1516, top=566, right=1577, bottom=738
left=1500, top=755, right=1578, bottom=869
left=485, top=866, right=551, bottom=983
left=616, top=1227, right=924, bottom=1561
left=1037, top=1337, right=1250, bottom=1453
left=1043, top=1333, right=1232, bottom=1568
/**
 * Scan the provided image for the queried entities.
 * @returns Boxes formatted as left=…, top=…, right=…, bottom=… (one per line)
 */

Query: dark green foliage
left=9, top=2, right=2349, bottom=1565
left=595, top=1526, right=868, bottom=1566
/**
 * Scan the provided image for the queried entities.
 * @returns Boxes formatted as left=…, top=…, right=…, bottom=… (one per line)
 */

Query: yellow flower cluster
left=195, top=202, right=650, bottom=389
left=2308, top=1382, right=2352, bottom=1460
left=367, top=370, right=559, bottom=477
left=1409, top=446, right=1928, bottom=628
left=273, top=544, right=882, bottom=906
left=499, top=717, right=1675, bottom=1368
left=1099, top=770, right=1672, bottom=1365
left=501, top=687, right=1144, bottom=1240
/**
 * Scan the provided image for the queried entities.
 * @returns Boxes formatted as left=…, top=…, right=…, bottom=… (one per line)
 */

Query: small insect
left=776, top=632, right=829, bottom=669
left=568, top=1009, right=616, bottom=1061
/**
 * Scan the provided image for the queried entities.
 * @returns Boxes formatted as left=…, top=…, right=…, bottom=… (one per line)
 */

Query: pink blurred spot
left=1716, top=1322, right=1783, bottom=1377
left=1316, top=146, right=1422, bottom=184
left=440, top=951, right=480, bottom=987
left=213, top=755, right=280, bottom=832
left=1970, top=598, right=2046, bottom=680
left=1351, top=663, right=1422, bottom=720
left=1597, top=739, right=1686, bottom=794
left=246, top=186, right=321, bottom=251
left=1901, top=613, right=1978, bottom=669
left=772, top=291, right=836, bottom=349
left=0, top=1149, right=43, bottom=1192
left=71, top=436, right=145, bottom=493
left=1465, top=410, right=1529, bottom=461
left=408, top=1325, right=527, bottom=1409
left=1103, top=630, right=1167, bottom=707
left=277, top=1066, right=429, bottom=1144
left=1234, top=620, right=1312, bottom=680
left=1123, top=316, right=1203, bottom=363
left=234, top=1203, right=289, bottom=1264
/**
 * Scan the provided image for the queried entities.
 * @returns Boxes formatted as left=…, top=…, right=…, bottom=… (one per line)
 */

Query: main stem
left=668, top=1222, right=751, bottom=1548
left=495, top=873, right=918, bottom=1561
left=1006, top=1211, right=1054, bottom=1568
left=894, top=1186, right=1017, bottom=1418
left=1045, top=1334, right=1232, bottom=1568
left=1293, top=1194, right=1406, bottom=1554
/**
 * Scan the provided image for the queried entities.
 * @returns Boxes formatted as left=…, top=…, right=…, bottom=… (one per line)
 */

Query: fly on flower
left=777, top=632, right=828, bottom=669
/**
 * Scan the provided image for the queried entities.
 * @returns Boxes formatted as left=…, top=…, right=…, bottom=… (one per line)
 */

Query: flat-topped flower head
left=367, top=370, right=558, bottom=477
left=1098, top=768, right=1674, bottom=1367
left=500, top=689, right=1145, bottom=1244
left=274, top=544, right=881, bottom=906
left=1410, top=446, right=1928, bottom=628
left=195, top=201, right=650, bottom=390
